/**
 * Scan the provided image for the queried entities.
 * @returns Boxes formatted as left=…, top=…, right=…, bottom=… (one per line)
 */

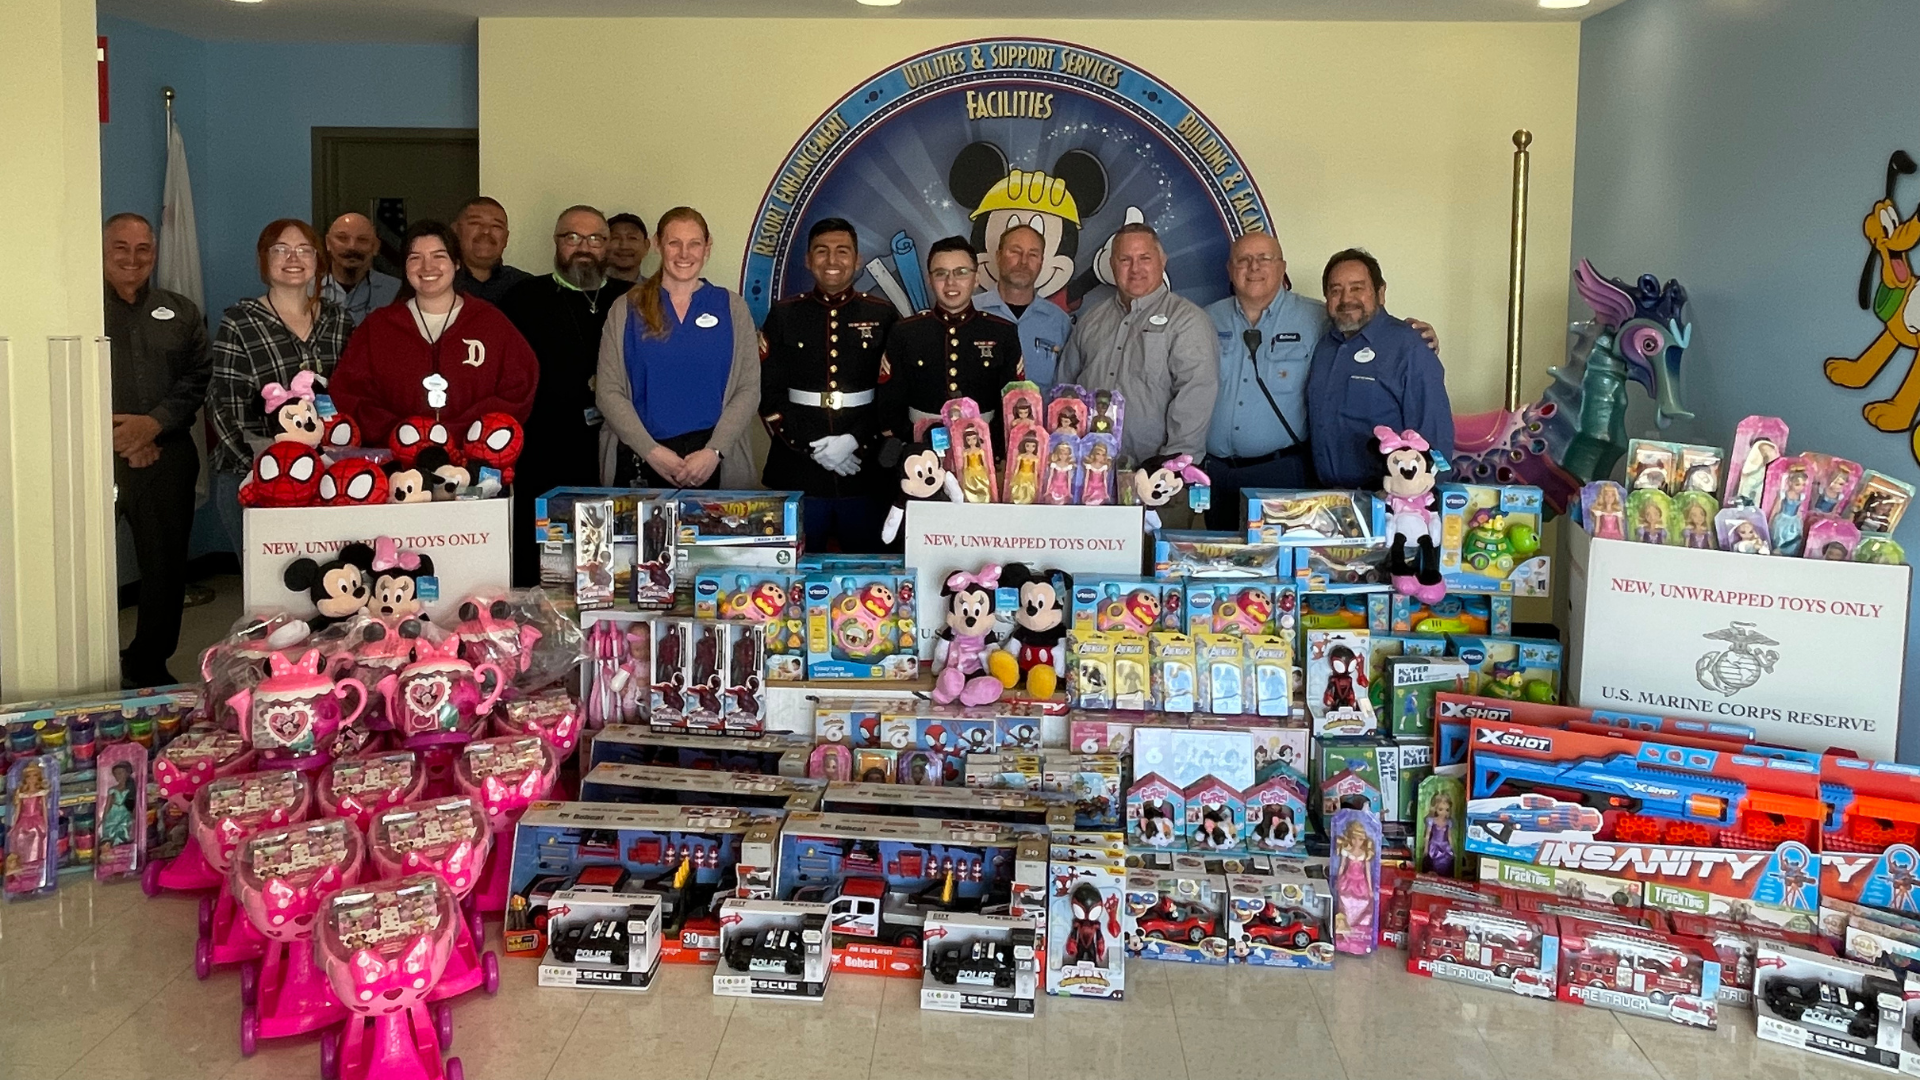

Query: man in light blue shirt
left=319, top=213, right=400, bottom=325
left=973, top=224, right=1074, bottom=387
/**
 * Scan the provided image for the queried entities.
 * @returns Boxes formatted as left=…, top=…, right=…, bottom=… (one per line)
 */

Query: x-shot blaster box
left=1429, top=693, right=1761, bottom=772
left=578, top=763, right=826, bottom=813
left=587, top=729, right=812, bottom=777
left=1464, top=718, right=1826, bottom=914
left=1436, top=483, right=1549, bottom=597
left=503, top=801, right=783, bottom=961
left=1816, top=754, right=1920, bottom=917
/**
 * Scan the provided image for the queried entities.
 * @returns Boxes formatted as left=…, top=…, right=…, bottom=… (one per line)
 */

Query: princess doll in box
left=1806, top=453, right=1863, bottom=516
left=1079, top=434, right=1118, bottom=506
left=1762, top=455, right=1812, bottom=556
left=1676, top=492, right=1718, bottom=549
left=1002, top=383, right=1043, bottom=453
left=1329, top=808, right=1381, bottom=955
left=1090, top=389, right=1124, bottom=438
left=1042, top=434, right=1080, bottom=506
left=1003, top=424, right=1043, bottom=505
left=953, top=420, right=997, bottom=503
left=1047, top=384, right=1089, bottom=439
left=1724, top=414, right=1788, bottom=508
left=1627, top=489, right=1672, bottom=545
left=1716, top=508, right=1771, bottom=555
left=1580, top=481, right=1626, bottom=541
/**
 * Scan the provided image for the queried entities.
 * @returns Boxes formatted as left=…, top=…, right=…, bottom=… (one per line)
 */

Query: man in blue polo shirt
left=1306, top=248, right=1454, bottom=490
left=973, top=224, right=1074, bottom=387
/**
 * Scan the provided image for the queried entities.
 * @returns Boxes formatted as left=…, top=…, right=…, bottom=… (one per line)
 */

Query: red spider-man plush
left=462, top=412, right=523, bottom=483
left=322, top=413, right=360, bottom=451
left=389, top=415, right=463, bottom=468
left=318, top=456, right=389, bottom=506
left=238, top=442, right=324, bottom=508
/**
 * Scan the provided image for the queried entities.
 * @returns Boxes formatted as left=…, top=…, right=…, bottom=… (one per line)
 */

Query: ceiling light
left=228, top=0, right=266, bottom=5
left=857, top=0, right=902, bottom=7
left=1539, top=0, right=1591, bottom=8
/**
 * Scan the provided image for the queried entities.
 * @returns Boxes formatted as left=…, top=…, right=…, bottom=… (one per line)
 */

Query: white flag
left=156, top=114, right=204, bottom=311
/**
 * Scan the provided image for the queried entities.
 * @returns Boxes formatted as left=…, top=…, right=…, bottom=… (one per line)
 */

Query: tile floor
left=0, top=876, right=1890, bottom=1080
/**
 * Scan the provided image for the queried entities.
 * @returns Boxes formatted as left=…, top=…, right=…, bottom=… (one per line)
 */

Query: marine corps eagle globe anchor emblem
left=1695, top=621, right=1780, bottom=696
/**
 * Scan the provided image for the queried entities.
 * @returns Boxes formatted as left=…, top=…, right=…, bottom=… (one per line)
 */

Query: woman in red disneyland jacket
left=329, top=219, right=537, bottom=447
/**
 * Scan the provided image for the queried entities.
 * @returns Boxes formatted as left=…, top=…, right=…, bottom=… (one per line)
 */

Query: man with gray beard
left=500, top=205, right=630, bottom=584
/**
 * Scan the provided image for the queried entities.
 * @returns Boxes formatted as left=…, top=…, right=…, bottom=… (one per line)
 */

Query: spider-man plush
left=461, top=412, right=523, bottom=483
left=322, top=413, right=360, bottom=451
left=319, top=456, right=389, bottom=506
left=238, top=442, right=325, bottom=507
left=388, top=415, right=463, bottom=468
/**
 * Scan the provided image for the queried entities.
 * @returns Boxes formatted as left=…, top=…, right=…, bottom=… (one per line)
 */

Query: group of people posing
left=102, top=195, right=1453, bottom=686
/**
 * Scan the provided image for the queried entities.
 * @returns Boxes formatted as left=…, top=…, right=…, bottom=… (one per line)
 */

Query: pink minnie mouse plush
left=1376, top=425, right=1446, bottom=605
left=932, top=566, right=1009, bottom=706
left=261, top=370, right=325, bottom=447
left=1131, top=453, right=1211, bottom=534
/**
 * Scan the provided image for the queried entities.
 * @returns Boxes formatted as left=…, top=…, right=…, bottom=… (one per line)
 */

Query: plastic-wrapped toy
left=1579, top=481, right=1627, bottom=540
left=951, top=417, right=998, bottom=504
left=316, top=874, right=463, bottom=1080
left=452, top=594, right=542, bottom=682
left=1805, top=517, right=1862, bottom=561
left=143, top=727, right=255, bottom=896
left=460, top=412, right=523, bottom=484
left=809, top=743, right=852, bottom=781
left=879, top=442, right=963, bottom=546
left=1078, top=434, right=1117, bottom=506
left=1626, top=489, right=1673, bottom=545
left=584, top=616, right=647, bottom=729
left=1376, top=426, right=1446, bottom=603
left=345, top=617, right=425, bottom=734
left=366, top=797, right=500, bottom=1002
left=1674, top=491, right=1719, bottom=550
left=239, top=441, right=327, bottom=508
left=4, top=755, right=59, bottom=900
left=1329, top=807, right=1382, bottom=955
left=234, top=817, right=364, bottom=1054
left=1002, top=382, right=1044, bottom=451
left=191, top=769, right=312, bottom=980
left=377, top=635, right=504, bottom=742
left=933, top=567, right=1011, bottom=706
left=452, top=736, right=558, bottom=915
left=1723, top=414, right=1788, bottom=508
left=262, top=370, right=324, bottom=447
left=1761, top=455, right=1813, bottom=556
left=1090, top=388, right=1124, bottom=439
left=1413, top=775, right=1465, bottom=879
left=1715, top=507, right=1772, bottom=555
left=1003, top=424, right=1044, bottom=505
left=201, top=613, right=315, bottom=729
left=1047, top=384, right=1089, bottom=438
left=227, top=648, right=370, bottom=765
left=93, top=742, right=149, bottom=884
left=1129, top=454, right=1209, bottom=534
left=1857, top=535, right=1907, bottom=564
left=320, top=751, right=427, bottom=832
left=1624, top=439, right=1677, bottom=493
left=1850, top=470, right=1916, bottom=534
left=492, top=690, right=582, bottom=760
left=998, top=564, right=1071, bottom=700
left=1041, top=432, right=1080, bottom=505
left=1803, top=453, right=1864, bottom=516
left=1676, top=444, right=1724, bottom=495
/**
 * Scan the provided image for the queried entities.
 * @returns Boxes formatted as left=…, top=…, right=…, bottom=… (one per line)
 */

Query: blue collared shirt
left=1306, top=307, right=1455, bottom=489
left=974, top=287, right=1075, bottom=387
left=1204, top=291, right=1322, bottom=460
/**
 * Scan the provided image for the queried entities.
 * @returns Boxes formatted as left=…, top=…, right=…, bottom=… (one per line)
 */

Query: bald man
left=320, top=212, right=400, bottom=324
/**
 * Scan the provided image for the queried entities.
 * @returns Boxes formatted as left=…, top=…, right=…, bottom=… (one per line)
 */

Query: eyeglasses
left=556, top=232, right=610, bottom=248
left=270, top=244, right=318, bottom=260
left=1231, top=254, right=1282, bottom=269
left=929, top=267, right=977, bottom=281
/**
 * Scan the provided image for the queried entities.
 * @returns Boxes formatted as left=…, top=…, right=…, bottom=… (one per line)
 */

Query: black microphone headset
left=1241, top=328, right=1304, bottom=449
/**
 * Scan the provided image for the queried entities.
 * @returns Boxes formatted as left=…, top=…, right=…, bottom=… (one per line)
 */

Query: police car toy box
left=1436, top=483, right=1549, bottom=597
left=579, top=763, right=825, bottom=813
left=714, top=898, right=832, bottom=1000
left=503, top=801, right=783, bottom=961
left=1229, top=859, right=1334, bottom=969
left=538, top=890, right=663, bottom=991
left=803, top=570, right=919, bottom=680
left=587, top=728, right=811, bottom=777
left=920, top=911, right=1039, bottom=1017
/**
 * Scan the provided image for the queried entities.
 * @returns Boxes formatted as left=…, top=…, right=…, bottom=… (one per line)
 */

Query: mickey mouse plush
left=282, top=541, right=376, bottom=629
left=383, top=458, right=432, bottom=504
left=879, top=440, right=962, bottom=546
left=415, top=445, right=469, bottom=501
left=997, top=563, right=1072, bottom=699
left=366, top=536, right=434, bottom=620
left=260, top=370, right=323, bottom=447
left=1130, top=453, right=1211, bottom=534
left=1375, top=425, right=1447, bottom=605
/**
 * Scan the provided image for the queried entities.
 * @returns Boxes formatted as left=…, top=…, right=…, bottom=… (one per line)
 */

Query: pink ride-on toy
left=450, top=736, right=558, bottom=915
left=191, top=769, right=312, bottom=984
left=317, top=874, right=464, bottom=1080
left=319, top=751, right=428, bottom=833
left=366, top=797, right=499, bottom=1003
left=234, top=817, right=364, bottom=1055
left=144, top=726, right=255, bottom=898
left=379, top=636, right=505, bottom=799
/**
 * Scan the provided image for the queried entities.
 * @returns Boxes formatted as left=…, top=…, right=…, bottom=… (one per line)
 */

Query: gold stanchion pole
left=1505, top=130, right=1532, bottom=412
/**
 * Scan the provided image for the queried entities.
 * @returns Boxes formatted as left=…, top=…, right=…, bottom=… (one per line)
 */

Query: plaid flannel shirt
left=206, top=297, right=353, bottom=472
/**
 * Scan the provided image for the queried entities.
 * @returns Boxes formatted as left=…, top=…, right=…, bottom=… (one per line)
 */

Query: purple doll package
left=1715, top=507, right=1772, bottom=555
left=1046, top=384, right=1090, bottom=440
left=94, top=742, right=150, bottom=883
left=1805, top=517, right=1862, bottom=561
left=1723, top=415, right=1788, bottom=509
left=1328, top=806, right=1382, bottom=955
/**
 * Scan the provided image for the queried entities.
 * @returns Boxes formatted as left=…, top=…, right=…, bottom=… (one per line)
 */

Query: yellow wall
left=479, top=16, right=1579, bottom=414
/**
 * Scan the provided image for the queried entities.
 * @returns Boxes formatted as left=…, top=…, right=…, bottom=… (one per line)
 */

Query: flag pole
left=163, top=85, right=173, bottom=127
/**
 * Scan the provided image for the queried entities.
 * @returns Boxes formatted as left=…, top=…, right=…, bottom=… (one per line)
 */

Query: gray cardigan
left=595, top=288, right=761, bottom=487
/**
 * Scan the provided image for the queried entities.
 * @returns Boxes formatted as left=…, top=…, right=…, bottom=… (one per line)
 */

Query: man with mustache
left=319, top=212, right=399, bottom=325
left=499, top=205, right=629, bottom=584
left=1305, top=248, right=1453, bottom=489
left=973, top=223, right=1073, bottom=388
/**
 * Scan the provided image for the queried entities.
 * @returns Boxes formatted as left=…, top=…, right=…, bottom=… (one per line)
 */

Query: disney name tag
left=694, top=313, right=720, bottom=329
left=1148, top=314, right=1169, bottom=326
left=1354, top=347, right=1376, bottom=364
left=151, top=306, right=176, bottom=321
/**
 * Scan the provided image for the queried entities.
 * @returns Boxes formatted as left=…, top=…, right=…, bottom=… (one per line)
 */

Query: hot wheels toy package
left=920, top=912, right=1038, bottom=1016
left=714, top=898, right=831, bottom=1000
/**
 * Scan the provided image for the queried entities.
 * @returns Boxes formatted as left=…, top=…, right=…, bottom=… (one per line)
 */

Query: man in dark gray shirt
left=104, top=212, right=210, bottom=687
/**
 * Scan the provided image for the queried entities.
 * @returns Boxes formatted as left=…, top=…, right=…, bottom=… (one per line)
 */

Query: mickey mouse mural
left=947, top=142, right=1108, bottom=305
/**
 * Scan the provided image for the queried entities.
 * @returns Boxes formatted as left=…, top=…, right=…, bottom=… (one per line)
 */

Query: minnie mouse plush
left=1375, top=425, right=1447, bottom=605
left=932, top=566, right=1008, bottom=706
left=997, top=563, right=1071, bottom=699
left=1129, top=453, right=1211, bottom=533
left=879, top=441, right=962, bottom=546
left=366, top=535, right=435, bottom=620
left=282, top=541, right=376, bottom=629
left=261, top=370, right=323, bottom=447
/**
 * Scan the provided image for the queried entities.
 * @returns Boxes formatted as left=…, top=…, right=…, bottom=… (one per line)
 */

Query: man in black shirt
left=500, top=204, right=629, bottom=585
left=877, top=235, right=1025, bottom=447
left=103, top=213, right=211, bottom=687
left=452, top=196, right=533, bottom=305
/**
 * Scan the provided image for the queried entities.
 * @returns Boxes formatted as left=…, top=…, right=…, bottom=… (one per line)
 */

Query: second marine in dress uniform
left=877, top=236, right=1025, bottom=444
left=759, top=218, right=899, bottom=552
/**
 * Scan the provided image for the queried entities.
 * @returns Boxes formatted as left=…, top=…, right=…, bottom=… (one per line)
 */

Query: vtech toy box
left=1436, top=483, right=1550, bottom=596
left=804, top=570, right=919, bottom=680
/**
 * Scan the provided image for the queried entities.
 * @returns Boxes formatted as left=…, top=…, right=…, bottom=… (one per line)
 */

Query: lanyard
left=408, top=298, right=461, bottom=411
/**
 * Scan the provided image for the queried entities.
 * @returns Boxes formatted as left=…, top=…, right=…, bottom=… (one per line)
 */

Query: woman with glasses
left=875, top=235, right=1025, bottom=448
left=595, top=206, right=760, bottom=489
left=329, top=219, right=538, bottom=456
left=207, top=218, right=354, bottom=546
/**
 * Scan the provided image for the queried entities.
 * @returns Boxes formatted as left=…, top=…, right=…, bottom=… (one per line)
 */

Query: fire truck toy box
left=804, top=570, right=919, bottom=680
left=1667, top=912, right=1828, bottom=1008
left=819, top=781, right=1076, bottom=832
left=587, top=729, right=812, bottom=777
left=1407, top=900, right=1559, bottom=999
left=920, top=911, right=1039, bottom=1017
left=1227, top=859, right=1334, bottom=969
left=503, top=801, right=783, bottom=961
left=714, top=898, right=831, bottom=1000
left=1464, top=718, right=1826, bottom=914
left=1381, top=871, right=1506, bottom=949
left=1754, top=943, right=1903, bottom=1072
left=538, top=890, right=663, bottom=991
left=1124, top=869, right=1230, bottom=964
left=1557, top=917, right=1722, bottom=1029
left=1818, top=754, right=1920, bottom=911
left=774, top=811, right=1042, bottom=978
left=1509, top=891, right=1665, bottom=932
left=1046, top=846, right=1126, bottom=999
left=579, top=763, right=825, bottom=812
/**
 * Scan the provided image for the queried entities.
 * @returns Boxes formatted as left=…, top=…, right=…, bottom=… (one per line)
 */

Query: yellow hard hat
left=969, top=169, right=1080, bottom=226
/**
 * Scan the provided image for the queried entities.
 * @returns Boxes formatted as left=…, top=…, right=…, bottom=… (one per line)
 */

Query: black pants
left=615, top=427, right=723, bottom=490
left=806, top=496, right=884, bottom=554
left=1202, top=446, right=1315, bottom=532
left=117, top=438, right=199, bottom=685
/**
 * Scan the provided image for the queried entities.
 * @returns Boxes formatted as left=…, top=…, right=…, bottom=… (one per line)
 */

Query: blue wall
left=1573, top=0, right=1920, bottom=759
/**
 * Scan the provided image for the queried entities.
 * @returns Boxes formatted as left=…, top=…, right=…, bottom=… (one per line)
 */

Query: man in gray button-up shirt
left=1057, top=223, right=1219, bottom=472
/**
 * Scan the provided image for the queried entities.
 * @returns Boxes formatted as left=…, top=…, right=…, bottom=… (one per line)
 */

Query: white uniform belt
left=789, top=388, right=875, bottom=409
left=909, top=407, right=996, bottom=424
